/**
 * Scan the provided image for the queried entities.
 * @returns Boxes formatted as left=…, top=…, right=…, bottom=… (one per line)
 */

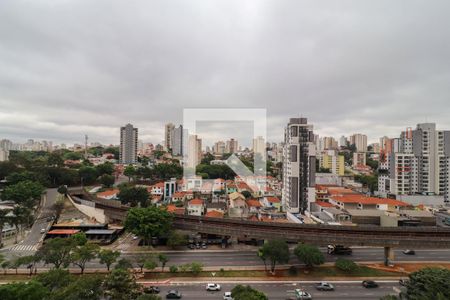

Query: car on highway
left=223, top=292, right=234, bottom=300
left=399, top=279, right=409, bottom=286
left=166, top=290, right=182, bottom=299
left=40, top=228, right=46, bottom=234
left=362, top=280, right=379, bottom=288
left=295, top=289, right=312, bottom=300
left=206, top=283, right=221, bottom=291
left=315, top=282, right=334, bottom=291
left=402, top=249, right=415, bottom=255
left=144, top=286, right=160, bottom=294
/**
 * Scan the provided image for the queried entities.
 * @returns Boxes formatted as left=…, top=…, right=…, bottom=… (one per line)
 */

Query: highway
left=142, top=281, right=402, bottom=299
left=124, top=247, right=450, bottom=267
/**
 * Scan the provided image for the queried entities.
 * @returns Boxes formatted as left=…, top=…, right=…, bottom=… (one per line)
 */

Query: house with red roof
left=262, top=196, right=281, bottom=210
left=246, top=199, right=262, bottom=213
left=205, top=210, right=224, bottom=218
left=97, top=189, right=119, bottom=200
left=329, top=194, right=410, bottom=211
left=187, top=198, right=205, bottom=216
left=148, top=182, right=164, bottom=196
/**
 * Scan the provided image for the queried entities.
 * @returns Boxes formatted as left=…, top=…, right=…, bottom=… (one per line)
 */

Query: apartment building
left=350, top=133, right=368, bottom=152
left=119, top=123, right=138, bottom=164
left=164, top=123, right=175, bottom=151
left=282, top=118, right=316, bottom=214
left=319, top=150, right=345, bottom=176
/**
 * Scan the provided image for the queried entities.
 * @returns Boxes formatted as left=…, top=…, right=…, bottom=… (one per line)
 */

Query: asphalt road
left=123, top=247, right=450, bottom=268
left=435, top=212, right=450, bottom=227
left=2, top=188, right=57, bottom=255
left=143, top=281, right=402, bottom=300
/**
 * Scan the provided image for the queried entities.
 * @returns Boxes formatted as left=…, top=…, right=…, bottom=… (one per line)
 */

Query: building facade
left=282, top=118, right=316, bottom=214
left=119, top=123, right=138, bottom=164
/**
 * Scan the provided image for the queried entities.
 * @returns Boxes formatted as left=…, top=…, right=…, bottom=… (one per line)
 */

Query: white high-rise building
left=119, top=123, right=138, bottom=164
left=350, top=133, right=368, bottom=152
left=378, top=123, right=450, bottom=203
left=0, top=149, right=9, bottom=162
left=339, top=136, right=348, bottom=148
left=186, top=135, right=202, bottom=169
left=282, top=118, right=316, bottom=214
left=252, top=136, right=266, bottom=158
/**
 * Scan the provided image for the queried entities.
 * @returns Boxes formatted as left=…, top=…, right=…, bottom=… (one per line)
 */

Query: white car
left=206, top=283, right=221, bottom=291
left=223, top=292, right=233, bottom=300
left=40, top=228, right=46, bottom=234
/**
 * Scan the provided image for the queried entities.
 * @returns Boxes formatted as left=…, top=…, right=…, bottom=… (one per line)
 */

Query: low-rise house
left=206, top=202, right=227, bottom=214
left=329, top=194, right=410, bottom=211
left=263, top=196, right=281, bottom=210
left=226, top=181, right=238, bottom=194
left=166, top=204, right=185, bottom=215
left=97, top=189, right=119, bottom=200
left=172, top=191, right=186, bottom=203
left=187, top=198, right=205, bottom=216
left=148, top=182, right=164, bottom=196
left=228, top=192, right=248, bottom=218
left=246, top=199, right=262, bottom=213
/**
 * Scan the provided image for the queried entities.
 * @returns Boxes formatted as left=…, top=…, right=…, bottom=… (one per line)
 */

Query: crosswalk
left=10, top=244, right=38, bottom=252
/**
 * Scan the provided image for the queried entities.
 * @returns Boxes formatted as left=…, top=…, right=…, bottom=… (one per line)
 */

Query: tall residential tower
left=119, top=123, right=138, bottom=164
left=282, top=118, right=316, bottom=214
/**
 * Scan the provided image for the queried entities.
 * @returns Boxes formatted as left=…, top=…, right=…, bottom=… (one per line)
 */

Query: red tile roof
left=205, top=210, right=224, bottom=218
left=188, top=198, right=204, bottom=206
left=97, top=189, right=119, bottom=197
left=266, top=197, right=280, bottom=203
left=47, top=229, right=80, bottom=235
left=331, top=194, right=409, bottom=206
left=246, top=199, right=262, bottom=207
left=315, top=201, right=334, bottom=208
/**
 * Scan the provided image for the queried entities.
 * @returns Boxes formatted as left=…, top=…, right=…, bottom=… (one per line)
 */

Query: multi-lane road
left=141, top=281, right=403, bottom=300
left=124, top=247, right=450, bottom=268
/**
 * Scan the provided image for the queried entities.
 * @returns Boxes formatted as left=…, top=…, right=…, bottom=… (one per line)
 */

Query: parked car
left=188, top=244, right=195, bottom=249
left=206, top=283, right=221, bottom=291
left=402, top=249, right=415, bottom=255
left=223, top=292, right=234, bottom=300
left=399, top=279, right=409, bottom=286
left=144, top=286, right=160, bottom=294
left=195, top=243, right=201, bottom=249
left=202, top=241, right=207, bottom=249
left=362, top=280, right=379, bottom=288
left=315, top=282, right=334, bottom=291
left=166, top=290, right=182, bottom=299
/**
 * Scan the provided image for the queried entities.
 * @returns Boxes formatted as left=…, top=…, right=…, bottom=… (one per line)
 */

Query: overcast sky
left=1, top=0, right=450, bottom=147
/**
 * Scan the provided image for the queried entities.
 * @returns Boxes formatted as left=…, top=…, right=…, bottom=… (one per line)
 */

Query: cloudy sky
left=1, top=0, right=450, bottom=147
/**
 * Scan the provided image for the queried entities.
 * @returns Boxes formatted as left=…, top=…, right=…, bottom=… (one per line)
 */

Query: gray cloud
left=1, top=0, right=450, bottom=145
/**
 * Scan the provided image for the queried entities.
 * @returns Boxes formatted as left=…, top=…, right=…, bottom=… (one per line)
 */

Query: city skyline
left=2, top=1, right=450, bottom=145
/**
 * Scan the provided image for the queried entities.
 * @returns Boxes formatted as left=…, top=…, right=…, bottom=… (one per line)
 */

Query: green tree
left=114, top=258, right=134, bottom=270
left=169, top=265, right=178, bottom=273
left=19, top=254, right=41, bottom=276
left=241, top=190, right=252, bottom=199
left=190, top=262, right=203, bottom=275
left=57, top=185, right=68, bottom=195
left=63, top=152, right=83, bottom=161
left=335, top=258, right=358, bottom=272
left=99, top=174, right=115, bottom=188
left=231, top=285, right=268, bottom=300
left=96, top=162, right=115, bottom=176
left=0, top=161, right=18, bottom=179
left=404, top=267, right=450, bottom=300
left=257, top=248, right=268, bottom=272
left=53, top=199, right=65, bottom=222
left=38, top=237, right=76, bottom=268
left=99, top=249, right=121, bottom=271
left=71, top=243, right=100, bottom=274
left=1, top=260, right=10, bottom=275
left=158, top=253, right=169, bottom=272
left=47, top=152, right=64, bottom=167
left=118, top=186, right=149, bottom=207
left=71, top=232, right=88, bottom=246
left=166, top=231, right=187, bottom=249
left=103, top=268, right=141, bottom=300
left=1, top=180, right=45, bottom=208
left=0, top=281, right=50, bottom=300
left=51, top=275, right=104, bottom=300
left=79, top=166, right=98, bottom=185
left=379, top=296, right=399, bottom=300
left=124, top=165, right=136, bottom=182
left=137, top=294, right=162, bottom=300
left=124, top=206, right=173, bottom=245
left=294, top=243, right=325, bottom=268
left=144, top=259, right=158, bottom=273
left=135, top=253, right=155, bottom=273
left=35, top=269, right=73, bottom=292
left=10, top=206, right=32, bottom=243
left=259, top=239, right=290, bottom=273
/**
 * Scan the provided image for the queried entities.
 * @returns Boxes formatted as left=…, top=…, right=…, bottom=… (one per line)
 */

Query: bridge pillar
left=384, top=246, right=394, bottom=266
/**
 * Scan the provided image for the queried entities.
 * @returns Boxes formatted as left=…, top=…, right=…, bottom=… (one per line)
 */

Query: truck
left=327, top=244, right=352, bottom=255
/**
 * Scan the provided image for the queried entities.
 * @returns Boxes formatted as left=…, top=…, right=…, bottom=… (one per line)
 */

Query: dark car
left=144, top=286, right=160, bottom=294
left=402, top=249, right=415, bottom=255
left=166, top=290, right=182, bottom=299
left=188, top=244, right=195, bottom=249
left=362, top=280, right=379, bottom=288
